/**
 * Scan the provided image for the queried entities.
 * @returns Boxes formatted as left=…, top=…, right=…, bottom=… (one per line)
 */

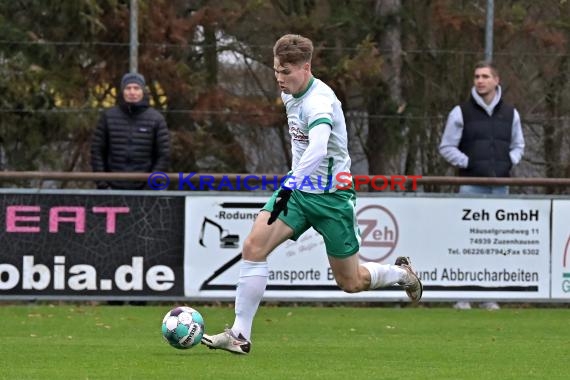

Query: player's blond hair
left=273, top=34, right=313, bottom=65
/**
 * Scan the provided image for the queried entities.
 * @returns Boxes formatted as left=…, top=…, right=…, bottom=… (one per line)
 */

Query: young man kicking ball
left=201, top=34, right=422, bottom=355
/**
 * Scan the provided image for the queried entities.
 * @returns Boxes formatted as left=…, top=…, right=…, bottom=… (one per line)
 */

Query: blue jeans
left=459, top=185, right=509, bottom=195
left=456, top=184, right=506, bottom=309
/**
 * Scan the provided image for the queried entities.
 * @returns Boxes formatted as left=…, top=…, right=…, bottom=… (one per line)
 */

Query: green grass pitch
left=0, top=304, right=568, bottom=379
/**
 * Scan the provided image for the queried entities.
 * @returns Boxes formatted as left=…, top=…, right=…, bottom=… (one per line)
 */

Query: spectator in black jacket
left=91, top=72, right=170, bottom=190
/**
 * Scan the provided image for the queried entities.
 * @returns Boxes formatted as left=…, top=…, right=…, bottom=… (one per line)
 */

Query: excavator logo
left=199, top=218, right=240, bottom=249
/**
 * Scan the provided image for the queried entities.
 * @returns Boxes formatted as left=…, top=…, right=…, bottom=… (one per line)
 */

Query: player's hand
left=267, top=188, right=292, bottom=225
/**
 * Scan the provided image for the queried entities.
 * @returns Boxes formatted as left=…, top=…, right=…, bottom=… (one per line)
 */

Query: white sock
left=231, top=260, right=268, bottom=341
left=361, top=262, right=408, bottom=289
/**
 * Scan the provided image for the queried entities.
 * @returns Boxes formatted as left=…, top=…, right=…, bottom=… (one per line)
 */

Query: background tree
left=0, top=0, right=568, bottom=193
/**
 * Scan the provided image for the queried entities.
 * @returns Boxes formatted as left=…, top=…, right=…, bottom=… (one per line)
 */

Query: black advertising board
left=0, top=192, right=184, bottom=298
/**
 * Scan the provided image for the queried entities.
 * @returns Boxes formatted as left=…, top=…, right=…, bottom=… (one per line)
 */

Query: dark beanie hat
left=120, top=72, right=146, bottom=90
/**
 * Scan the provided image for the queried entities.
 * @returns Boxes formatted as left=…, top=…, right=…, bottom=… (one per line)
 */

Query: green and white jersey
left=282, top=77, right=351, bottom=193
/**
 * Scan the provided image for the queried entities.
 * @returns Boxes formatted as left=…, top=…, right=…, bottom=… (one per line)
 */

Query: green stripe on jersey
left=308, top=118, right=333, bottom=130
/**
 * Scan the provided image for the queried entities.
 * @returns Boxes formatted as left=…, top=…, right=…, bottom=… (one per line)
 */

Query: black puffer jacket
left=91, top=96, right=170, bottom=189
left=458, top=97, right=514, bottom=177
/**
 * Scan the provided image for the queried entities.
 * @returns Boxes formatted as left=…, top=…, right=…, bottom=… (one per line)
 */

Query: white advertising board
left=551, top=200, right=570, bottom=299
left=184, top=195, right=551, bottom=301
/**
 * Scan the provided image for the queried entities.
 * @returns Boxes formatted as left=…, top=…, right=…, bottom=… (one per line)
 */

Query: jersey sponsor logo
left=289, top=126, right=308, bottom=142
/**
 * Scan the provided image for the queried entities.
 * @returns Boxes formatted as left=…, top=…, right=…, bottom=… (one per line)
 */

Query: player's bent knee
left=335, top=278, right=362, bottom=294
left=242, top=236, right=265, bottom=261
left=241, top=237, right=256, bottom=260
left=340, top=284, right=361, bottom=294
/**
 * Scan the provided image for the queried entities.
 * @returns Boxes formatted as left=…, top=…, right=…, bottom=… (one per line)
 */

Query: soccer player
left=201, top=34, right=422, bottom=355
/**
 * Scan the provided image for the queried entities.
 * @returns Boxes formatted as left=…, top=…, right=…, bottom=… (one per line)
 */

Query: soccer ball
left=161, top=306, right=205, bottom=349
